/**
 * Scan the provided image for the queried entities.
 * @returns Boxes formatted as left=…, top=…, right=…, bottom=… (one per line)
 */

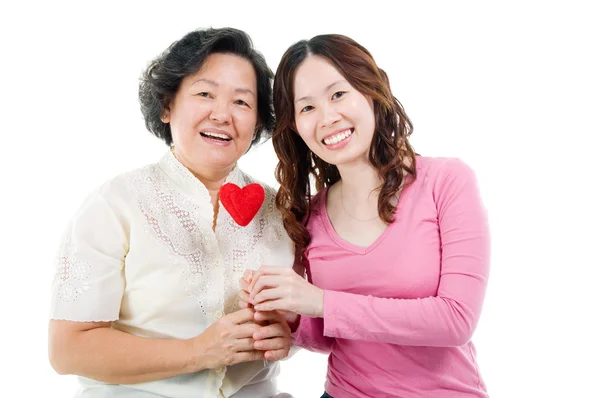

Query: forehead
left=185, top=53, right=257, bottom=90
left=294, top=55, right=346, bottom=97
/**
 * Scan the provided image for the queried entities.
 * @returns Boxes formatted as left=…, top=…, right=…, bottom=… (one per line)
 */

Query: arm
left=48, top=193, right=199, bottom=383
left=291, top=315, right=334, bottom=354
left=322, top=159, right=490, bottom=347
left=49, top=320, right=197, bottom=384
left=49, top=308, right=264, bottom=384
left=250, top=159, right=489, bottom=348
left=291, top=255, right=334, bottom=354
left=49, top=191, right=264, bottom=383
left=49, top=306, right=264, bottom=384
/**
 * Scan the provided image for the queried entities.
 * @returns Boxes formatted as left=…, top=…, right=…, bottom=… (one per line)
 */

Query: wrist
left=315, top=288, right=325, bottom=317
left=186, top=334, right=211, bottom=372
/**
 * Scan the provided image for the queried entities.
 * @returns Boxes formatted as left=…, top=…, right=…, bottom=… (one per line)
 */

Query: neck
left=337, top=159, right=382, bottom=202
left=173, top=149, right=233, bottom=200
left=193, top=169, right=231, bottom=192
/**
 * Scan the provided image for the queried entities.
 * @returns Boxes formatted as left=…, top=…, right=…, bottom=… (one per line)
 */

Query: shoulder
left=415, top=156, right=479, bottom=187
left=417, top=156, right=475, bottom=175
left=72, top=161, right=160, bottom=221
left=415, top=157, right=484, bottom=213
left=102, top=162, right=157, bottom=198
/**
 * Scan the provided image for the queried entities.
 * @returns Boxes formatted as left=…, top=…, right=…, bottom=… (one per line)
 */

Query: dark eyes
left=299, top=91, right=346, bottom=114
left=197, top=93, right=250, bottom=107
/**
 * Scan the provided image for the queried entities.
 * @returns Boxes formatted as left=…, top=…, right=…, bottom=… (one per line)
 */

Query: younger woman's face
left=293, top=55, right=375, bottom=167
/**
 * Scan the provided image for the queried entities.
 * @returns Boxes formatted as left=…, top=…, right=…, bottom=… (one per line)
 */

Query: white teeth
left=202, top=131, right=230, bottom=140
left=324, top=129, right=352, bottom=145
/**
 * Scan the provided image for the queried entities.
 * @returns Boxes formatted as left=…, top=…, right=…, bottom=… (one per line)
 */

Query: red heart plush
left=219, top=183, right=265, bottom=227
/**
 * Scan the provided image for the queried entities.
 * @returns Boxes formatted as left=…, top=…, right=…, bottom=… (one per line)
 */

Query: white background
left=1, top=1, right=599, bottom=397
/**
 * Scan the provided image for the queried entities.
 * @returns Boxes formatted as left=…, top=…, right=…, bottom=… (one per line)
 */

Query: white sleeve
left=50, top=190, right=128, bottom=322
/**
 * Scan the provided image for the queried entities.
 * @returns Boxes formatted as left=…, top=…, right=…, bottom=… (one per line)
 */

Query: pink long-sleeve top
left=292, top=157, right=490, bottom=398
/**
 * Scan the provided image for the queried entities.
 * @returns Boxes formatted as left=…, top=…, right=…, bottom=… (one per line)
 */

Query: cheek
left=295, top=117, right=314, bottom=141
left=362, top=109, right=376, bottom=132
left=172, top=102, right=208, bottom=134
left=234, top=111, right=258, bottom=138
left=353, top=98, right=376, bottom=135
left=179, top=99, right=208, bottom=120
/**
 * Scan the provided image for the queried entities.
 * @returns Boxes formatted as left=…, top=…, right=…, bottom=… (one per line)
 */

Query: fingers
left=253, top=310, right=273, bottom=323
left=233, top=322, right=262, bottom=338
left=249, top=266, right=290, bottom=292
left=238, top=289, right=252, bottom=309
left=253, top=310, right=284, bottom=323
left=254, top=336, right=290, bottom=351
left=255, top=310, right=300, bottom=331
left=265, top=348, right=290, bottom=361
left=242, top=269, right=254, bottom=283
left=231, top=350, right=265, bottom=365
left=254, top=299, right=286, bottom=312
left=233, top=337, right=256, bottom=352
left=253, top=322, right=291, bottom=341
left=227, top=308, right=256, bottom=325
left=239, top=300, right=251, bottom=309
left=253, top=286, right=285, bottom=305
left=249, top=275, right=281, bottom=298
left=239, top=276, right=250, bottom=293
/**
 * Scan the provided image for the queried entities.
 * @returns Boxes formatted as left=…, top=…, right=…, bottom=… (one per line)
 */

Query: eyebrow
left=294, top=79, right=346, bottom=104
left=192, top=77, right=256, bottom=97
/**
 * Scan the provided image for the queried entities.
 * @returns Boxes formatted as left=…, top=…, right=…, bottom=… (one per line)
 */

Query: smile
left=323, top=128, right=353, bottom=146
left=200, top=131, right=232, bottom=142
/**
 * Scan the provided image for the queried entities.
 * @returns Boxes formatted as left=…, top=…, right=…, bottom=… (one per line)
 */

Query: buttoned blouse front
left=50, top=150, right=295, bottom=398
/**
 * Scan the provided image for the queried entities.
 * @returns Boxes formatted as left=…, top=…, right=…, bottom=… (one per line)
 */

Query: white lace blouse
left=50, top=150, right=295, bottom=398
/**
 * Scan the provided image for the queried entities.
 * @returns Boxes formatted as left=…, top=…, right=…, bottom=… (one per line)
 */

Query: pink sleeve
left=323, top=159, right=490, bottom=347
left=291, top=253, right=335, bottom=353
left=291, top=315, right=334, bottom=354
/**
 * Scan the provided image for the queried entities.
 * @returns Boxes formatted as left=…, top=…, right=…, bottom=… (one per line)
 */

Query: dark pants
left=320, top=393, right=334, bottom=398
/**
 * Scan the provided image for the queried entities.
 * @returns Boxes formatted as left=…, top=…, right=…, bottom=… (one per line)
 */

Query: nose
left=209, top=99, right=232, bottom=124
left=320, top=103, right=342, bottom=128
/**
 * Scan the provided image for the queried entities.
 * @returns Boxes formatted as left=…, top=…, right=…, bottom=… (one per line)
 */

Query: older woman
left=48, top=27, right=294, bottom=398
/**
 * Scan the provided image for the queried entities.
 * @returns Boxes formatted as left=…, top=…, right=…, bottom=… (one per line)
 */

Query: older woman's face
left=165, top=53, right=258, bottom=173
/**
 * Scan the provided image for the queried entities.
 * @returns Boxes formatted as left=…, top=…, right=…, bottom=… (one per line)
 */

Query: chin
left=326, top=152, right=366, bottom=167
left=193, top=147, right=238, bottom=167
left=208, top=158, right=238, bottom=169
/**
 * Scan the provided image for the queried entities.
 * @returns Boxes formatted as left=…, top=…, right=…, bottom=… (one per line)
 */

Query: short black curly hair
left=139, top=27, right=274, bottom=147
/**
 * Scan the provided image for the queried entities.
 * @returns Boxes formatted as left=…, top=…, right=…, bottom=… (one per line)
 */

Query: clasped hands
left=237, top=266, right=325, bottom=359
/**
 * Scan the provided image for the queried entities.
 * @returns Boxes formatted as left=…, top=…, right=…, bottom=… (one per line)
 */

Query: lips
left=322, top=128, right=354, bottom=146
left=200, top=130, right=232, bottom=142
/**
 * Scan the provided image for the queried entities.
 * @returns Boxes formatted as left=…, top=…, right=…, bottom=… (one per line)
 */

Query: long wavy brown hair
left=272, top=34, right=417, bottom=256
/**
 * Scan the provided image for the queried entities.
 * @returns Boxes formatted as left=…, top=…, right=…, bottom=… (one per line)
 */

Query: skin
left=239, top=55, right=391, bottom=326
left=49, top=53, right=291, bottom=384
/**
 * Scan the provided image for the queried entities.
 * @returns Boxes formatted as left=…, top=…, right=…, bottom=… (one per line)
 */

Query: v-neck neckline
left=318, top=164, right=419, bottom=255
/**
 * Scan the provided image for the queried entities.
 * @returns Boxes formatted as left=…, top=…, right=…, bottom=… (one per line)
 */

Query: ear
left=161, top=105, right=171, bottom=123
